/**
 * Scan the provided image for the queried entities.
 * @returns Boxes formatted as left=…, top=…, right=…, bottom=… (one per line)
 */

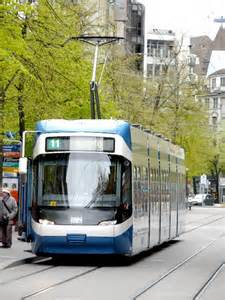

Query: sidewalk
left=0, top=228, right=35, bottom=270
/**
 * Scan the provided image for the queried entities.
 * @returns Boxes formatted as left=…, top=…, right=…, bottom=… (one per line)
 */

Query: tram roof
left=36, top=119, right=132, bottom=149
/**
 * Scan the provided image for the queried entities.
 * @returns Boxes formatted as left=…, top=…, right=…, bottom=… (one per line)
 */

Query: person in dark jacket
left=0, top=188, right=18, bottom=248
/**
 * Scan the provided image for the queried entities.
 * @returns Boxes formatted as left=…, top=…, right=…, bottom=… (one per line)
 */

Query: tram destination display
left=46, top=136, right=115, bottom=152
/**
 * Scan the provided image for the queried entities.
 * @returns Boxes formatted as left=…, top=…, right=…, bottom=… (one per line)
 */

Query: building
left=87, top=0, right=145, bottom=59
left=192, top=25, right=225, bottom=129
left=190, top=35, right=212, bottom=76
left=143, top=29, right=176, bottom=78
left=191, top=21, right=225, bottom=203
left=204, top=68, right=225, bottom=128
left=191, top=25, right=225, bottom=76
left=126, top=0, right=145, bottom=55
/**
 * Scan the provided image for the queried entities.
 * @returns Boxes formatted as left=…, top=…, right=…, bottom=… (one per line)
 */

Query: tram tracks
left=132, top=238, right=219, bottom=299
left=193, top=263, right=225, bottom=300
left=21, top=266, right=101, bottom=299
left=132, top=215, right=225, bottom=299
left=0, top=265, right=56, bottom=285
left=20, top=216, right=225, bottom=300
left=0, top=256, right=102, bottom=289
left=1, top=213, right=224, bottom=299
left=183, top=215, right=225, bottom=234
left=0, top=257, right=102, bottom=300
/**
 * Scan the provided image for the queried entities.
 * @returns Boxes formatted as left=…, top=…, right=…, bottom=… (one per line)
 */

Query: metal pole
left=21, top=131, right=40, bottom=157
left=65, top=36, right=124, bottom=119
left=90, top=82, right=96, bottom=119
left=95, top=85, right=101, bottom=119
left=91, top=43, right=99, bottom=83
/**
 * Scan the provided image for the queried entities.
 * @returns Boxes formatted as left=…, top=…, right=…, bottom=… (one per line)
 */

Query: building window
left=147, top=40, right=171, bottom=58
left=154, top=64, right=160, bottom=76
left=213, top=97, right=218, bottom=109
left=205, top=98, right=209, bottom=108
left=212, top=116, right=217, bottom=125
left=147, top=40, right=156, bottom=57
left=147, top=64, right=153, bottom=77
left=221, top=77, right=225, bottom=87
left=221, top=98, right=225, bottom=119
left=212, top=78, right=216, bottom=89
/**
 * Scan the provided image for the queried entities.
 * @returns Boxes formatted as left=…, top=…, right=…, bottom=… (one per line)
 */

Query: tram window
left=133, top=166, right=137, bottom=180
left=161, top=170, right=164, bottom=182
left=150, top=169, right=153, bottom=180
left=146, top=167, right=149, bottom=180
left=35, top=153, right=126, bottom=208
left=142, top=167, right=145, bottom=180
left=121, top=162, right=131, bottom=206
left=156, top=169, right=159, bottom=185
left=104, top=165, right=117, bottom=194
left=42, top=164, right=67, bottom=198
left=32, top=162, right=38, bottom=205
left=137, top=167, right=141, bottom=179
left=142, top=166, right=147, bottom=180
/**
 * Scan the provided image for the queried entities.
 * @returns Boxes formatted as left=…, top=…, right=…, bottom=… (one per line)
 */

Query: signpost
left=2, top=143, right=21, bottom=202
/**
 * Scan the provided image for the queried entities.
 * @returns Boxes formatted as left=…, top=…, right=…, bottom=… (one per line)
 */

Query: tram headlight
left=98, top=220, right=117, bottom=226
left=39, top=219, right=55, bottom=225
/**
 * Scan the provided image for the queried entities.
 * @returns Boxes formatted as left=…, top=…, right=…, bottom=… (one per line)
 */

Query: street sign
left=3, top=144, right=20, bottom=152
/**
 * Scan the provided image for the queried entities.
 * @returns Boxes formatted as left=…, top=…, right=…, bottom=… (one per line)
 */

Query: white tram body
left=20, top=119, right=185, bottom=256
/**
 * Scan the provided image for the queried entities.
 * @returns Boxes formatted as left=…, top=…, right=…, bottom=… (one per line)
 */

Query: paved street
left=1, top=206, right=225, bottom=299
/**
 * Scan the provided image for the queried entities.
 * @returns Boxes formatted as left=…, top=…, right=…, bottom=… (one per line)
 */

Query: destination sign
left=46, top=136, right=115, bottom=153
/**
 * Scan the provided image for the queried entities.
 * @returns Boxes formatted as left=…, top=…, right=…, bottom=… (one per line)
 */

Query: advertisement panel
left=2, top=144, right=21, bottom=202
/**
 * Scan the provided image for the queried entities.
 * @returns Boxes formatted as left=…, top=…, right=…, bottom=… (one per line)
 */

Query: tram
left=18, top=119, right=185, bottom=256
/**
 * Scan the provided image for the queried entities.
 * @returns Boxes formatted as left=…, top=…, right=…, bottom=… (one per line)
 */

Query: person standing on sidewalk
left=0, top=188, right=18, bottom=248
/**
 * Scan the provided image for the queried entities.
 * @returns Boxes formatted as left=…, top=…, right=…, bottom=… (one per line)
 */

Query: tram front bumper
left=32, top=227, right=133, bottom=256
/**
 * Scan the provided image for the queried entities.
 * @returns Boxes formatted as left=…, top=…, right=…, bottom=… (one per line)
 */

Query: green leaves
left=1, top=0, right=92, bottom=136
left=0, top=3, right=217, bottom=178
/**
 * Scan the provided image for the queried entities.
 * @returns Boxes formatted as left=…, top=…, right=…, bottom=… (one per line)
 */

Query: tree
left=1, top=0, right=94, bottom=136
left=0, top=0, right=29, bottom=186
left=102, top=42, right=214, bottom=178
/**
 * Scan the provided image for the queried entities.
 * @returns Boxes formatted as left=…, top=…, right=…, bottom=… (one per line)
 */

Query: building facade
left=192, top=26, right=225, bottom=129
left=87, top=0, right=145, bottom=58
left=143, top=29, right=176, bottom=78
left=191, top=23, right=225, bottom=202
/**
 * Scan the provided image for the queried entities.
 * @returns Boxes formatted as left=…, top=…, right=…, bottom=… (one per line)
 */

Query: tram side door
left=132, top=129, right=150, bottom=253
left=18, top=159, right=33, bottom=241
left=148, top=144, right=161, bottom=248
left=147, top=143, right=151, bottom=248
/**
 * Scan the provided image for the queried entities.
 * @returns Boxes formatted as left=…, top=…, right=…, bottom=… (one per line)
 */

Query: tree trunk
left=17, top=74, right=26, bottom=140
left=215, top=172, right=219, bottom=203
left=0, top=71, right=19, bottom=188
left=0, top=87, right=6, bottom=189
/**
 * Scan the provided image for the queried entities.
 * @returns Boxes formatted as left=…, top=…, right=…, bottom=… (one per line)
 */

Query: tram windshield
left=33, top=153, right=131, bottom=209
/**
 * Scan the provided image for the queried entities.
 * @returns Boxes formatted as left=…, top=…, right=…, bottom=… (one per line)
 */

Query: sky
left=139, top=0, right=225, bottom=40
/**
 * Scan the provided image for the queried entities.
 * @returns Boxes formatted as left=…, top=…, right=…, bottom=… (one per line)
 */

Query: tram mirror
left=19, top=157, right=28, bottom=174
left=124, top=160, right=130, bottom=167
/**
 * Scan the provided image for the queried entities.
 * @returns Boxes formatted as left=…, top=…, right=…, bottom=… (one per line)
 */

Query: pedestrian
left=0, top=188, right=18, bottom=248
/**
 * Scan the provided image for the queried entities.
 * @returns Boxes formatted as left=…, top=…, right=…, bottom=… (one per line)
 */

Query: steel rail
left=132, top=238, right=219, bottom=299
left=21, top=266, right=100, bottom=299
left=183, top=216, right=225, bottom=234
left=132, top=216, right=225, bottom=300
left=193, top=263, right=225, bottom=300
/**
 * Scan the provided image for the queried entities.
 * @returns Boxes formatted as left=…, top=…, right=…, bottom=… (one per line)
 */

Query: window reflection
left=35, top=153, right=129, bottom=208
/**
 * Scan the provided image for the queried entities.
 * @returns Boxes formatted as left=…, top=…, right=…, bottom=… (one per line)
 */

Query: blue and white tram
left=19, top=119, right=186, bottom=256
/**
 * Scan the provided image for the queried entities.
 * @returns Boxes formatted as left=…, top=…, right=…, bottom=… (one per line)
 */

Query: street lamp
left=63, top=36, right=124, bottom=119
